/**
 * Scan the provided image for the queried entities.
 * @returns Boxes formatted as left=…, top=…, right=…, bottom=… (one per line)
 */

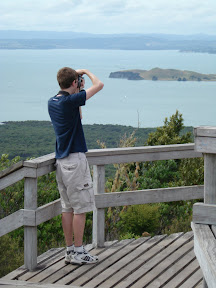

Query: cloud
left=0, top=0, right=215, bottom=34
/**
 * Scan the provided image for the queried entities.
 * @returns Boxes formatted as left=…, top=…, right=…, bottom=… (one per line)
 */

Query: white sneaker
left=71, top=247, right=99, bottom=265
left=65, top=250, right=75, bottom=264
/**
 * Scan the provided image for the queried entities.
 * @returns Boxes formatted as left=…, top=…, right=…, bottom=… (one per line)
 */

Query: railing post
left=24, top=177, right=37, bottom=271
left=93, top=165, right=105, bottom=247
left=194, top=126, right=216, bottom=288
left=204, top=153, right=216, bottom=204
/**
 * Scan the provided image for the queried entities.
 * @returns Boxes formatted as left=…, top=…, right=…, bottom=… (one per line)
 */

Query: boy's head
left=57, top=67, right=78, bottom=89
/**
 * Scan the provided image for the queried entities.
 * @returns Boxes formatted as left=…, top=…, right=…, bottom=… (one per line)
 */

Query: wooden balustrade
left=0, top=143, right=203, bottom=271
left=192, top=126, right=216, bottom=288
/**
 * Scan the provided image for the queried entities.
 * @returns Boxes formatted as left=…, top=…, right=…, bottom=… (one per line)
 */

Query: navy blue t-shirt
left=48, top=90, right=87, bottom=159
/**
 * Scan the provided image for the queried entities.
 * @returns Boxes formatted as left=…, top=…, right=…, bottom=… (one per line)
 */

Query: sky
left=0, top=0, right=216, bottom=35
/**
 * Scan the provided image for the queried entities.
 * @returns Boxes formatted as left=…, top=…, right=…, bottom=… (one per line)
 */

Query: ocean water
left=1, top=49, right=216, bottom=128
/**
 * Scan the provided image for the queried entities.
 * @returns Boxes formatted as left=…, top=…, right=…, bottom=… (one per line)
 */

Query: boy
left=48, top=67, right=104, bottom=264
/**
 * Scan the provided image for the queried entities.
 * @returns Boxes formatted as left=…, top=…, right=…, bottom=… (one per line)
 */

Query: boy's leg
left=73, top=213, right=86, bottom=247
left=62, top=212, right=74, bottom=246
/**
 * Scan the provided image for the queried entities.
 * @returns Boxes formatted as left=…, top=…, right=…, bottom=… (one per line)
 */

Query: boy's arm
left=79, top=107, right=82, bottom=119
left=76, top=69, right=104, bottom=100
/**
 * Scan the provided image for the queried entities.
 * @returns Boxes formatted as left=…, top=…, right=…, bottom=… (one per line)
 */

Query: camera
left=77, top=75, right=84, bottom=89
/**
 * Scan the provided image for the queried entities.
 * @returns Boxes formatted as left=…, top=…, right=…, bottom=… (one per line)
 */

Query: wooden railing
left=0, top=143, right=204, bottom=271
left=191, top=127, right=216, bottom=288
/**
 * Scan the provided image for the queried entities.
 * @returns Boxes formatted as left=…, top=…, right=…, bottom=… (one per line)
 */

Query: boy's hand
left=76, top=69, right=87, bottom=75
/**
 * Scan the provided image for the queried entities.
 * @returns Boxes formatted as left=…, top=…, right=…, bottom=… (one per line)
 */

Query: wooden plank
left=129, top=238, right=194, bottom=288
left=192, top=222, right=216, bottom=288
left=82, top=233, right=182, bottom=288
left=193, top=203, right=216, bottom=225
left=23, top=153, right=55, bottom=169
left=1, top=247, right=67, bottom=281
left=73, top=237, right=155, bottom=288
left=178, top=268, right=203, bottom=288
left=19, top=248, right=66, bottom=281
left=87, top=144, right=197, bottom=157
left=27, top=244, right=94, bottom=283
left=194, top=126, right=216, bottom=138
left=32, top=242, right=116, bottom=284
left=113, top=232, right=193, bottom=288
left=0, top=210, right=23, bottom=237
left=195, top=282, right=204, bottom=288
left=204, top=154, right=216, bottom=203
left=22, top=144, right=202, bottom=167
left=0, top=279, right=83, bottom=288
left=23, top=209, right=36, bottom=226
left=52, top=239, right=134, bottom=285
left=93, top=165, right=105, bottom=247
left=151, top=253, right=199, bottom=288
left=42, top=242, right=117, bottom=284
left=0, top=161, right=23, bottom=179
left=211, top=224, right=216, bottom=237
left=95, top=185, right=204, bottom=208
left=36, top=164, right=55, bottom=177
left=24, top=178, right=37, bottom=271
left=87, top=150, right=202, bottom=166
left=36, top=199, right=61, bottom=225
left=195, top=137, right=216, bottom=154
left=0, top=167, right=36, bottom=191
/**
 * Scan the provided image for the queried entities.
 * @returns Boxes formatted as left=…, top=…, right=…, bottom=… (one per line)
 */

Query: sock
left=74, top=245, right=83, bottom=253
left=67, top=245, right=74, bottom=253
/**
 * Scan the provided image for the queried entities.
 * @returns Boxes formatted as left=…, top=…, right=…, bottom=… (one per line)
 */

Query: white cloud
left=0, top=0, right=215, bottom=34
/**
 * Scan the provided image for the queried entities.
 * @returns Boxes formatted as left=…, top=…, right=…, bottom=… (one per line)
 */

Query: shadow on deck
left=1, top=232, right=203, bottom=288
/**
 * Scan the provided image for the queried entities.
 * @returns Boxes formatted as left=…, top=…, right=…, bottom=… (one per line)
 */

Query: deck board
left=0, top=232, right=203, bottom=288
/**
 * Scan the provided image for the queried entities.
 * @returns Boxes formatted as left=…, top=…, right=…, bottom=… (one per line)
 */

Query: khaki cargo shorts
left=55, top=153, right=95, bottom=214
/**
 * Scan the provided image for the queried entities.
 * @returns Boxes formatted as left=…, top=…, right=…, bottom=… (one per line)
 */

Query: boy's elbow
left=99, top=81, right=104, bottom=91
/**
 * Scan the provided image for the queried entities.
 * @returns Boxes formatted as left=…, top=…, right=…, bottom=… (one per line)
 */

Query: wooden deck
left=1, top=232, right=203, bottom=288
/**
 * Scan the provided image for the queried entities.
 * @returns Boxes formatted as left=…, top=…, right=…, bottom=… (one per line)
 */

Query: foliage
left=0, top=121, right=162, bottom=160
left=0, top=234, right=24, bottom=278
left=119, top=204, right=161, bottom=236
left=146, top=110, right=192, bottom=146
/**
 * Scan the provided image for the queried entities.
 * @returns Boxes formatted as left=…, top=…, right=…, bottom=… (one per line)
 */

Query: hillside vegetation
left=0, top=121, right=193, bottom=160
left=109, top=67, right=216, bottom=81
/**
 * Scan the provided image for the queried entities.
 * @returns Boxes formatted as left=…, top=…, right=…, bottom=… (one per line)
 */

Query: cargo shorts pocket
left=77, top=181, right=94, bottom=209
left=61, top=162, right=80, bottom=189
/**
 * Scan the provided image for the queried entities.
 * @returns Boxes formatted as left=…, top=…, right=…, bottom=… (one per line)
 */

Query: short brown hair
left=57, top=67, right=78, bottom=89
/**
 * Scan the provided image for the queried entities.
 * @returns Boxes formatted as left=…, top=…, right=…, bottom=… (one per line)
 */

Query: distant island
left=109, top=68, right=216, bottom=82
left=0, top=31, right=216, bottom=53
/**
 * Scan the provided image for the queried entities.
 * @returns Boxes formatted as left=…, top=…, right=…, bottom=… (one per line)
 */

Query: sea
left=1, top=49, right=216, bottom=128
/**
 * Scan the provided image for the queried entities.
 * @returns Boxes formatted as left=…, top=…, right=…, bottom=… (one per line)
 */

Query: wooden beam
left=87, top=143, right=197, bottom=157
left=196, top=137, right=216, bottom=154
left=87, top=150, right=202, bottom=166
left=0, top=160, right=23, bottom=179
left=0, top=167, right=36, bottom=190
left=95, top=185, right=204, bottom=208
left=21, top=144, right=202, bottom=168
left=23, top=152, right=55, bottom=168
left=0, top=210, right=24, bottom=237
left=192, top=222, right=216, bottom=288
left=0, top=279, right=82, bottom=288
left=36, top=164, right=55, bottom=177
left=193, top=203, right=216, bottom=225
left=36, top=199, right=62, bottom=225
left=194, top=126, right=216, bottom=138
left=24, top=177, right=37, bottom=271
left=93, top=165, right=105, bottom=247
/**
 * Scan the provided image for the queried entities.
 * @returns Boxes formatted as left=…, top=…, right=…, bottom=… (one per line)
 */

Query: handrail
left=192, top=126, right=216, bottom=287
left=0, top=143, right=203, bottom=271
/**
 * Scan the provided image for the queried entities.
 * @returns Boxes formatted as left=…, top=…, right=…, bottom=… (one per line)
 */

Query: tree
left=141, top=110, right=203, bottom=234
left=146, top=110, right=192, bottom=146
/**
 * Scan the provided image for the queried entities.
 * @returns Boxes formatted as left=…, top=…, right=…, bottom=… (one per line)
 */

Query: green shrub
left=119, top=204, right=161, bottom=236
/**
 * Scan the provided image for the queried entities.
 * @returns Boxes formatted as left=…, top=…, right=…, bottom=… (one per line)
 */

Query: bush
left=119, top=204, right=161, bottom=236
